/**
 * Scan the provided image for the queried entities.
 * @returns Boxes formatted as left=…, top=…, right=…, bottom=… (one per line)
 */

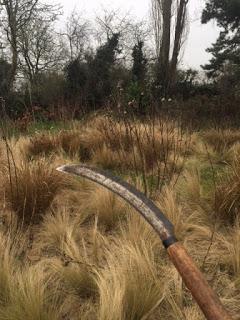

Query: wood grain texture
left=167, top=243, right=232, bottom=320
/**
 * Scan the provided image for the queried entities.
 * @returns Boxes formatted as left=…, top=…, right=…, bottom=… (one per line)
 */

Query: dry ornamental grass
left=2, top=160, right=67, bottom=225
left=0, top=115, right=239, bottom=319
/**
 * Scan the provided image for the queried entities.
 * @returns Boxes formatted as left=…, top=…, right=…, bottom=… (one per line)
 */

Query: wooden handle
left=167, top=243, right=232, bottom=320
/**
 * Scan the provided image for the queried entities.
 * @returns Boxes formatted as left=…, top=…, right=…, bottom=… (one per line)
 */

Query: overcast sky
left=51, top=0, right=219, bottom=70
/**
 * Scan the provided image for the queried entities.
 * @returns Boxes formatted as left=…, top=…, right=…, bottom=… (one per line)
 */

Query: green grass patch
left=27, top=120, right=71, bottom=134
left=200, top=163, right=229, bottom=195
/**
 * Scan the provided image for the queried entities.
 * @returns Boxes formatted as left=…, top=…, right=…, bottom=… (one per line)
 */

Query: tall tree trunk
left=8, top=41, right=18, bottom=92
left=151, top=0, right=162, bottom=58
left=152, top=0, right=189, bottom=97
left=5, top=0, right=18, bottom=92
left=159, top=0, right=172, bottom=94
left=170, top=0, right=188, bottom=90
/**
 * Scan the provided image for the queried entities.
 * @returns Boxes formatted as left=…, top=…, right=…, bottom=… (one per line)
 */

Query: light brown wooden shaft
left=167, top=243, right=232, bottom=320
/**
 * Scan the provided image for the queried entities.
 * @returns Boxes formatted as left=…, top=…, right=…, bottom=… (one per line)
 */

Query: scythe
left=57, top=164, right=232, bottom=320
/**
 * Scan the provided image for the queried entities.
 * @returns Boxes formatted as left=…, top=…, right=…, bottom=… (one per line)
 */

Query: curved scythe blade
left=57, top=164, right=177, bottom=247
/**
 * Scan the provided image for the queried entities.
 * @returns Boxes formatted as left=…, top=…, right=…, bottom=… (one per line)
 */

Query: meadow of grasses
left=0, top=110, right=240, bottom=319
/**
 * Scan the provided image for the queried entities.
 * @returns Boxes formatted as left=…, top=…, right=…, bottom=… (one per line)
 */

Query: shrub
left=3, top=160, right=67, bottom=225
left=98, top=114, right=191, bottom=194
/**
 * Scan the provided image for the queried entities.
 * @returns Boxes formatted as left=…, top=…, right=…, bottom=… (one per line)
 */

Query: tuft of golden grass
left=217, top=220, right=240, bottom=276
left=37, top=207, right=81, bottom=254
left=24, top=133, right=56, bottom=159
left=0, top=231, right=61, bottom=320
left=0, top=264, right=61, bottom=320
left=56, top=130, right=91, bottom=161
left=0, top=232, right=17, bottom=307
left=50, top=229, right=98, bottom=300
left=95, top=239, right=165, bottom=320
left=178, top=169, right=202, bottom=207
left=91, top=143, right=123, bottom=170
left=52, top=258, right=97, bottom=300
left=0, top=140, right=5, bottom=162
left=2, top=160, right=67, bottom=225
left=192, top=134, right=237, bottom=165
left=75, top=183, right=128, bottom=231
left=215, top=158, right=240, bottom=224
left=119, top=211, right=163, bottom=258
left=183, top=306, right=205, bottom=320
left=203, top=128, right=240, bottom=154
left=156, top=185, right=187, bottom=240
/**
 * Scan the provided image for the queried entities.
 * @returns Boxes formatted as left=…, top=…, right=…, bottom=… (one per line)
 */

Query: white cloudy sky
left=51, top=0, right=219, bottom=70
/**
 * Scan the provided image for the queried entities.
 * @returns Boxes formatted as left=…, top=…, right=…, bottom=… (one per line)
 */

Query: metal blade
left=57, top=164, right=177, bottom=247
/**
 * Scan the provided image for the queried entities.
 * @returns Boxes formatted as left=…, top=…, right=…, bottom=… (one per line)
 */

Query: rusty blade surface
left=57, top=164, right=175, bottom=242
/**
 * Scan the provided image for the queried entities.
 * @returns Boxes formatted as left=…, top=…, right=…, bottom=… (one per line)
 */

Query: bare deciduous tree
left=63, top=10, right=91, bottom=61
left=18, top=13, right=64, bottom=84
left=95, top=7, right=150, bottom=65
left=0, top=0, right=39, bottom=89
left=151, top=0, right=189, bottom=94
left=0, top=0, right=61, bottom=90
left=95, top=7, right=131, bottom=43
